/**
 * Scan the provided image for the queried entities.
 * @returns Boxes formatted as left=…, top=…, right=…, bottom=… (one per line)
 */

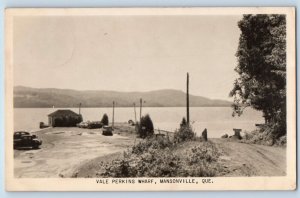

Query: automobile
left=13, top=131, right=42, bottom=149
left=128, top=120, right=135, bottom=126
left=77, top=121, right=103, bottom=129
left=77, top=121, right=89, bottom=128
left=14, top=131, right=30, bottom=139
left=87, top=121, right=103, bottom=129
left=102, top=126, right=113, bottom=136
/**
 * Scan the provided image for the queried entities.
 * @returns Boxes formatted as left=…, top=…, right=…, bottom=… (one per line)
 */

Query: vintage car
left=87, top=121, right=103, bottom=129
left=77, top=121, right=103, bottom=129
left=102, top=126, right=113, bottom=136
left=77, top=121, right=89, bottom=128
left=13, top=131, right=42, bottom=149
left=14, top=131, right=30, bottom=139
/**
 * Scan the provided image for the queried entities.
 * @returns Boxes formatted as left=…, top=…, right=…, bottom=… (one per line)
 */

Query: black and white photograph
left=5, top=8, right=296, bottom=191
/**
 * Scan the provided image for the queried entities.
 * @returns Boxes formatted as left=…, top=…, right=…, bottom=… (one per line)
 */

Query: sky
left=13, top=15, right=242, bottom=100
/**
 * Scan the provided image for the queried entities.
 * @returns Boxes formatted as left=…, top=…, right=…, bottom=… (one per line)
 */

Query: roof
left=48, top=109, right=80, bottom=117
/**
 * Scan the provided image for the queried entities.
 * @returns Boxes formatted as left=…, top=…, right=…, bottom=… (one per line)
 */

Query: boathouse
left=48, top=109, right=82, bottom=127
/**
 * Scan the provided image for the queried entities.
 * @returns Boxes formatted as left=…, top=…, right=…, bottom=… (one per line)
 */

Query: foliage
left=180, top=117, right=187, bottom=128
left=230, top=14, right=286, bottom=138
left=183, top=142, right=221, bottom=177
left=132, top=136, right=172, bottom=155
left=174, top=119, right=195, bottom=143
left=79, top=114, right=83, bottom=123
left=99, top=138, right=222, bottom=177
left=137, top=114, right=154, bottom=138
left=241, top=125, right=286, bottom=146
left=101, top=114, right=109, bottom=125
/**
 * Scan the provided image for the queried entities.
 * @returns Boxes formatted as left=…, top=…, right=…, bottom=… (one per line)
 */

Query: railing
left=154, top=128, right=174, bottom=139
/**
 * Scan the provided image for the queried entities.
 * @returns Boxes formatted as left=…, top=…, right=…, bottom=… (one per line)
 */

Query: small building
left=48, top=109, right=82, bottom=127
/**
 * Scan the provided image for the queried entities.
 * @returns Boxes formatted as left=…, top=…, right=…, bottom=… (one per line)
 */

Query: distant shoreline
left=14, top=86, right=232, bottom=108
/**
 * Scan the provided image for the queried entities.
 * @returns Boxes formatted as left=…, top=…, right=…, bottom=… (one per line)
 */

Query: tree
left=174, top=124, right=195, bottom=143
left=230, top=14, right=286, bottom=138
left=138, top=114, right=154, bottom=138
left=180, top=117, right=187, bottom=128
left=101, top=113, right=109, bottom=126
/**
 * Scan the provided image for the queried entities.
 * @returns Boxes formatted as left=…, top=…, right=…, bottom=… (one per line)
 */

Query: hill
left=14, top=86, right=232, bottom=108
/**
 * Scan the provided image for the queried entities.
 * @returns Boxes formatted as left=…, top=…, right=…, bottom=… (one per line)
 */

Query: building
left=48, top=109, right=82, bottom=127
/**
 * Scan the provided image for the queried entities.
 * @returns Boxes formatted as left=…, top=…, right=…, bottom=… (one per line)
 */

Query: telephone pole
left=186, top=73, right=190, bottom=125
left=79, top=103, right=81, bottom=115
left=112, top=101, right=115, bottom=129
left=139, top=98, right=143, bottom=123
left=133, top=103, right=137, bottom=124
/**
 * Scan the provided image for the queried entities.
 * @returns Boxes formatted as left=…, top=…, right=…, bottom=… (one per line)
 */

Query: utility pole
left=79, top=103, right=81, bottom=115
left=139, top=98, right=143, bottom=123
left=186, top=73, right=190, bottom=125
left=133, top=103, right=137, bottom=124
left=112, top=101, right=115, bottom=129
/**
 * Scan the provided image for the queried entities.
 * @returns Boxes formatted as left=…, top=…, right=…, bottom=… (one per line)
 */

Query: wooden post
left=112, top=101, right=115, bottom=129
left=133, top=103, right=137, bottom=124
left=202, top=128, right=208, bottom=141
left=186, top=73, right=190, bottom=125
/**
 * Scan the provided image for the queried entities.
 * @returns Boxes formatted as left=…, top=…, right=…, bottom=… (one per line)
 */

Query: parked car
left=77, top=121, right=89, bottom=128
left=77, top=121, right=103, bottom=129
left=87, top=121, right=103, bottom=129
left=102, top=126, right=113, bottom=136
left=14, top=131, right=30, bottom=139
left=14, top=131, right=42, bottom=149
left=128, top=120, right=135, bottom=126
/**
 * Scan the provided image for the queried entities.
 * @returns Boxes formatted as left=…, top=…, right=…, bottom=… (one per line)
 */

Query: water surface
left=14, top=107, right=264, bottom=138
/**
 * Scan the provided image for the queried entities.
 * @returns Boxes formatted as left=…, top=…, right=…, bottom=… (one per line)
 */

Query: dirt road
left=212, top=139, right=286, bottom=176
left=14, top=126, right=135, bottom=178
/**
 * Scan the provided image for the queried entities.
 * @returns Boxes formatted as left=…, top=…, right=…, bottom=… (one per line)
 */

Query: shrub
left=132, top=136, right=172, bottom=155
left=275, top=135, right=287, bottom=146
left=78, top=114, right=83, bottom=123
left=142, top=149, right=182, bottom=177
left=174, top=124, right=195, bottom=143
left=180, top=117, right=187, bottom=128
left=101, top=114, right=109, bottom=125
left=240, top=125, right=286, bottom=146
left=137, top=114, right=154, bottom=138
left=186, top=143, right=220, bottom=165
left=99, top=139, right=222, bottom=177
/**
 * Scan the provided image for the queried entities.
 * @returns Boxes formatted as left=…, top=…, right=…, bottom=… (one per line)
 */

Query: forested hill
left=14, top=86, right=232, bottom=108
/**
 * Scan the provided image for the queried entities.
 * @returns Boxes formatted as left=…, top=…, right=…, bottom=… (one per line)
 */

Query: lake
left=14, top=107, right=264, bottom=138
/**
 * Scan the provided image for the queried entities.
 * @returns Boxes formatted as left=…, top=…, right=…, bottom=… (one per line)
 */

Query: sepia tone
left=5, top=8, right=296, bottom=191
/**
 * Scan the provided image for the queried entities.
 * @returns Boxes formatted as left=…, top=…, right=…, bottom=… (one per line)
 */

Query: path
left=14, top=127, right=135, bottom=178
left=212, top=139, right=286, bottom=176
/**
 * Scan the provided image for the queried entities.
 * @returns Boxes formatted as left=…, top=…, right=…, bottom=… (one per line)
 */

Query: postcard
left=5, top=7, right=296, bottom=191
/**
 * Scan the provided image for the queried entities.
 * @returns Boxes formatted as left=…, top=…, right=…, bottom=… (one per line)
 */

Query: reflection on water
left=14, top=107, right=264, bottom=138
